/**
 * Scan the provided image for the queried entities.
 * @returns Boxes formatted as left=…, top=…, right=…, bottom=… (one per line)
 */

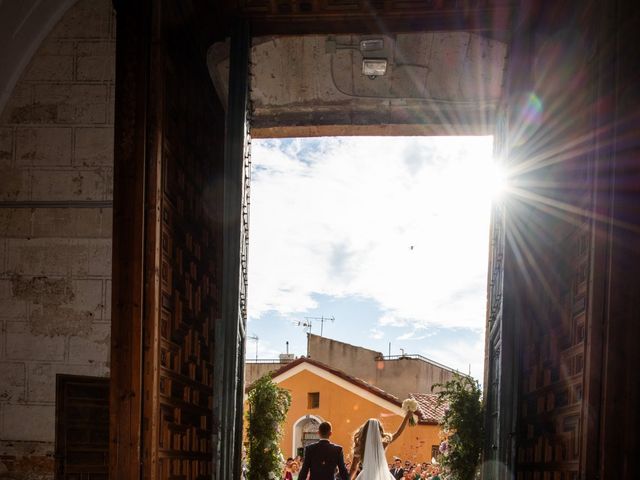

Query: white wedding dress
left=356, top=419, right=395, bottom=480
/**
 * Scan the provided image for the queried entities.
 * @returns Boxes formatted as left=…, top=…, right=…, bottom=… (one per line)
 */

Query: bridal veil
left=356, top=419, right=395, bottom=480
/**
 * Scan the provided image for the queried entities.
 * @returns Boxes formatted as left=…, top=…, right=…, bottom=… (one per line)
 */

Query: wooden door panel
left=490, top=4, right=611, bottom=479
left=111, top=1, right=227, bottom=479
left=151, top=5, right=226, bottom=479
left=56, top=375, right=110, bottom=480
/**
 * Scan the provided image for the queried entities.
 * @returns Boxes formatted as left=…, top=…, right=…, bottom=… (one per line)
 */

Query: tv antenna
left=293, top=316, right=335, bottom=336
left=307, top=316, right=335, bottom=336
left=247, top=334, right=259, bottom=361
left=293, top=320, right=313, bottom=334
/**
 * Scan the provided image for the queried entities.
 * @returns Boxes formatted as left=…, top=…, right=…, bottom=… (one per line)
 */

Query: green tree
left=433, top=374, right=484, bottom=480
left=246, top=374, right=292, bottom=480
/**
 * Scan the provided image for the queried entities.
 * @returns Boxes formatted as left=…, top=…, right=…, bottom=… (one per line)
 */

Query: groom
left=298, top=421, right=349, bottom=480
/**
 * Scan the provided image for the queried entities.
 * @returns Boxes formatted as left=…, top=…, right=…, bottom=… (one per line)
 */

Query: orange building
left=264, top=357, right=445, bottom=465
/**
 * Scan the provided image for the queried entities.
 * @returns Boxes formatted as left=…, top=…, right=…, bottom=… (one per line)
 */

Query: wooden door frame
left=109, top=1, right=151, bottom=479
left=109, top=1, right=640, bottom=478
left=109, top=2, right=519, bottom=479
left=215, top=18, right=252, bottom=480
left=481, top=4, right=534, bottom=477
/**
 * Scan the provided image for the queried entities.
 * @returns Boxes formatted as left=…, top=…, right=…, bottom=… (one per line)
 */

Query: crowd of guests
left=387, top=457, right=443, bottom=480
left=282, top=455, right=443, bottom=480
left=283, top=457, right=301, bottom=479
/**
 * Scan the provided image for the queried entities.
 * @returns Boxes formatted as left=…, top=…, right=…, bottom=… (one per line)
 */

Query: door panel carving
left=156, top=50, right=223, bottom=479
left=111, top=2, right=226, bottom=479
left=495, top=8, right=597, bottom=480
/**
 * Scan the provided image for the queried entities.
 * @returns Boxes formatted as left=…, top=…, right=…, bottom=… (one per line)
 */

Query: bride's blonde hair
left=352, top=419, right=392, bottom=461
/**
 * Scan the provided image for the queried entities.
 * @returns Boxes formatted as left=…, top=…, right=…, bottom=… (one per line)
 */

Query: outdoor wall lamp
left=362, top=58, right=388, bottom=78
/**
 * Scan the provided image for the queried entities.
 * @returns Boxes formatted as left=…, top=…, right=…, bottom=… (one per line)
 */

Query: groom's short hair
left=318, top=421, right=332, bottom=437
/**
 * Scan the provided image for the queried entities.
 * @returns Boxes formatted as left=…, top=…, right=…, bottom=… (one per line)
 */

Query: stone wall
left=244, top=361, right=286, bottom=387
left=307, top=334, right=455, bottom=399
left=0, top=0, right=114, bottom=478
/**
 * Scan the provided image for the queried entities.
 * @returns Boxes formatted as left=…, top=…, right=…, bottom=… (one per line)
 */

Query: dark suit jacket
left=298, top=439, right=349, bottom=480
left=390, top=467, right=405, bottom=479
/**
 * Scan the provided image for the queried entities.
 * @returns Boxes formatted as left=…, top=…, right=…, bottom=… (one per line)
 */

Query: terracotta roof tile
left=409, top=393, right=447, bottom=425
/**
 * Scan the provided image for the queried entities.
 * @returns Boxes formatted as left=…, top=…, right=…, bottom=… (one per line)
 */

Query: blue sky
left=246, top=136, right=497, bottom=380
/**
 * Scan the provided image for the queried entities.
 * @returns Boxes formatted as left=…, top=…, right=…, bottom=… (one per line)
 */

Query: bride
left=348, top=412, right=412, bottom=479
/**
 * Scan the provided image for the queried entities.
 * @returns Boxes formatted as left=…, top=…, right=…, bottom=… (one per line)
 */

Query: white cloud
left=369, top=328, right=384, bottom=340
left=423, top=335, right=486, bottom=381
left=248, top=136, right=495, bottom=332
left=396, top=329, right=430, bottom=341
left=378, top=314, right=409, bottom=327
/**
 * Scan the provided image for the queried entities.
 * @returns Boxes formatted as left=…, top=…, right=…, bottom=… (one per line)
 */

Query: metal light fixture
left=362, top=58, right=388, bottom=78
left=360, top=38, right=384, bottom=52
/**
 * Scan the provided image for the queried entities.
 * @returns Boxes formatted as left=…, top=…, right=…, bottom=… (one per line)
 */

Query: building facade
left=262, top=357, right=444, bottom=464
left=245, top=334, right=458, bottom=400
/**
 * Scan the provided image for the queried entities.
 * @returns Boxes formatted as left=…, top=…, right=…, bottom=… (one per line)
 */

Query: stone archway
left=292, top=414, right=324, bottom=458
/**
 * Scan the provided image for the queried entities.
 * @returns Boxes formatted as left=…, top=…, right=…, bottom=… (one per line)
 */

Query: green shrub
left=245, top=374, right=292, bottom=480
left=433, top=374, right=484, bottom=480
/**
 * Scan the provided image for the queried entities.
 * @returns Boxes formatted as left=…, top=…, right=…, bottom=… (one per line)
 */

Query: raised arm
left=388, top=411, right=413, bottom=445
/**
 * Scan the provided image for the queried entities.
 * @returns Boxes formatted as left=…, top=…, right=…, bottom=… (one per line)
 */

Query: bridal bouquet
left=401, top=398, right=419, bottom=426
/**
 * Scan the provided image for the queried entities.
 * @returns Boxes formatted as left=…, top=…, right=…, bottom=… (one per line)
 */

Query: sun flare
left=428, top=137, right=505, bottom=212
left=486, top=161, right=507, bottom=200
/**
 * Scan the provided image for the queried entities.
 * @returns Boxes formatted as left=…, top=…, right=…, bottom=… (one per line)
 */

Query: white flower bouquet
left=401, top=398, right=419, bottom=426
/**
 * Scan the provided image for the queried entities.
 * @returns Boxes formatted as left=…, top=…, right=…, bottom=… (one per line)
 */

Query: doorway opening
left=105, top=3, right=640, bottom=479
left=246, top=135, right=500, bottom=373
left=243, top=135, right=501, bottom=463
left=292, top=415, right=323, bottom=457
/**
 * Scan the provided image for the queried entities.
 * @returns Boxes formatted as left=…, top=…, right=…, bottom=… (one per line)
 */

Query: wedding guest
left=290, top=460, right=300, bottom=480
left=430, top=466, right=441, bottom=480
left=283, top=458, right=294, bottom=480
left=390, top=457, right=404, bottom=479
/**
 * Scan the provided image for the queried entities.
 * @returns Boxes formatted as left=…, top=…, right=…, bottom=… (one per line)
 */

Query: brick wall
left=0, top=0, right=114, bottom=477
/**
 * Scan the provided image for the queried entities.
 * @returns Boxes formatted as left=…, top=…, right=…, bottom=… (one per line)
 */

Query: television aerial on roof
left=293, top=315, right=335, bottom=336
left=247, top=334, right=259, bottom=361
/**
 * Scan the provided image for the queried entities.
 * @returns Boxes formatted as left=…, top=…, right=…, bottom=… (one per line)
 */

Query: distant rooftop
left=245, top=333, right=460, bottom=374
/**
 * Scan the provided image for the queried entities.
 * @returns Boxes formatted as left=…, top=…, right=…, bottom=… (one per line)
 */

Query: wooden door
left=482, top=10, right=534, bottom=478
left=55, top=375, right=110, bottom=480
left=485, top=2, right=640, bottom=479
left=484, top=202, right=505, bottom=475
left=483, top=120, right=520, bottom=480
left=509, top=2, right=640, bottom=479
left=110, top=1, right=237, bottom=479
